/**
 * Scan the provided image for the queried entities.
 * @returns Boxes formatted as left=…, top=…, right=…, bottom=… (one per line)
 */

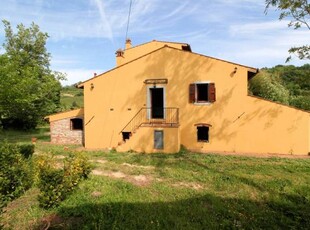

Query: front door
left=150, top=88, right=164, bottom=119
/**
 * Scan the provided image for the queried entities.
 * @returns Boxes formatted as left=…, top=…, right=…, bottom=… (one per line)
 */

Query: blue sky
left=0, top=0, right=308, bottom=85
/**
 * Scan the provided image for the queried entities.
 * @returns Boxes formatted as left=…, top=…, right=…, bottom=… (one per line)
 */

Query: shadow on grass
left=34, top=192, right=310, bottom=229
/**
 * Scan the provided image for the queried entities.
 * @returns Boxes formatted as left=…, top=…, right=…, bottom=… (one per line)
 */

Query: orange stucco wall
left=81, top=44, right=309, bottom=155
left=117, top=126, right=180, bottom=153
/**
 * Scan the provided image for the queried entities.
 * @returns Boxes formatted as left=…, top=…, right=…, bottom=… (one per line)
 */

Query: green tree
left=265, top=64, right=310, bottom=110
left=265, top=0, right=310, bottom=61
left=0, top=20, right=65, bottom=129
left=249, top=70, right=290, bottom=104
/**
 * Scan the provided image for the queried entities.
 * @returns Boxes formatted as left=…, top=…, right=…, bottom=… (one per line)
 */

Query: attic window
left=189, top=83, right=216, bottom=104
left=70, top=118, right=83, bottom=130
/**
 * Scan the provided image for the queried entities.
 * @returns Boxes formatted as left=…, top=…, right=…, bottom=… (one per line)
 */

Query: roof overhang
left=45, top=108, right=84, bottom=122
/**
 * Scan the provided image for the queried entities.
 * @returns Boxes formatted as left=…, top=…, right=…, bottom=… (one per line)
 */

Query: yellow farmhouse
left=47, top=39, right=310, bottom=155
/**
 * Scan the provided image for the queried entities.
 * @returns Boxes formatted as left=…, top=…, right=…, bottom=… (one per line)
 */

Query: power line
left=125, top=0, right=133, bottom=45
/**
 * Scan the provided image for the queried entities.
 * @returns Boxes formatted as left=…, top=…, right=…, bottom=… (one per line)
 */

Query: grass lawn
left=2, top=143, right=310, bottom=229
left=0, top=126, right=50, bottom=143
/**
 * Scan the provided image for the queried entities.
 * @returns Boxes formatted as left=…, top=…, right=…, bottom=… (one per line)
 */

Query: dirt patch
left=55, top=155, right=65, bottom=159
left=96, top=159, right=107, bottom=164
left=62, top=93, right=74, bottom=97
left=172, top=182, right=204, bottom=190
left=91, top=170, right=126, bottom=178
left=122, top=163, right=155, bottom=170
left=129, top=175, right=153, bottom=186
left=91, top=169, right=152, bottom=186
left=91, top=191, right=102, bottom=197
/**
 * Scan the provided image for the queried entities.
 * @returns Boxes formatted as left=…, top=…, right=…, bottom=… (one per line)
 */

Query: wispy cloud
left=0, top=0, right=308, bottom=85
left=58, top=68, right=105, bottom=85
left=91, top=0, right=114, bottom=42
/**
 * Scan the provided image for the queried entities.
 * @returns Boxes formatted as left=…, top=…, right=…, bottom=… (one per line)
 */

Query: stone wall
left=50, top=117, right=83, bottom=145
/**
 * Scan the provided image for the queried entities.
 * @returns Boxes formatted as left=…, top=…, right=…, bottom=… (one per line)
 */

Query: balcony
left=120, top=107, right=179, bottom=134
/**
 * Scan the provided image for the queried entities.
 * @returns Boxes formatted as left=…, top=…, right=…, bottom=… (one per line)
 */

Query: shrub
left=0, top=142, right=33, bottom=207
left=37, top=152, right=91, bottom=208
left=17, top=143, right=35, bottom=158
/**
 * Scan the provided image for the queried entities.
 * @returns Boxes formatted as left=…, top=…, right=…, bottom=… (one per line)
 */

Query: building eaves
left=124, top=39, right=190, bottom=52
left=78, top=46, right=168, bottom=87
left=45, top=108, right=84, bottom=121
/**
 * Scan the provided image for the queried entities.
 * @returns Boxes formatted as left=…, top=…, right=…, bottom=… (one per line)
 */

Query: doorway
left=150, top=88, right=164, bottom=119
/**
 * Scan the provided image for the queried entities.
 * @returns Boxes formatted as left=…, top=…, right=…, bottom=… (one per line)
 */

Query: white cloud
left=0, top=0, right=308, bottom=74
left=229, top=20, right=289, bottom=37
left=91, top=0, right=114, bottom=41
left=58, top=68, right=105, bottom=86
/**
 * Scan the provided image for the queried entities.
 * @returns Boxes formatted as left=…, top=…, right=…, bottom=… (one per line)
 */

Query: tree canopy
left=0, top=20, right=65, bottom=129
left=249, top=64, right=310, bottom=111
left=265, top=0, right=310, bottom=61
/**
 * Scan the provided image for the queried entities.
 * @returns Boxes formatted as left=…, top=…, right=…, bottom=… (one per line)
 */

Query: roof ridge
left=78, top=45, right=258, bottom=87
left=78, top=46, right=168, bottom=86
left=124, top=40, right=189, bottom=51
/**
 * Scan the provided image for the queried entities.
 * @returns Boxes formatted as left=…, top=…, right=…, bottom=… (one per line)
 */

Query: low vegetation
left=249, top=64, right=310, bottom=111
left=36, top=152, right=91, bottom=209
left=1, top=139, right=309, bottom=229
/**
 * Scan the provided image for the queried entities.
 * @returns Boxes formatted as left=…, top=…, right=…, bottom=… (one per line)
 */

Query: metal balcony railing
left=120, top=107, right=179, bottom=134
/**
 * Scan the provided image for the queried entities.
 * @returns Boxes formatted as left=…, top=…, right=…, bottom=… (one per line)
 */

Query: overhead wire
left=124, top=0, right=133, bottom=48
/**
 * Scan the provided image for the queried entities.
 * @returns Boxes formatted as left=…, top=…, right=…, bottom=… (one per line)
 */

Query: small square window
left=154, top=130, right=164, bottom=149
left=70, top=118, right=83, bottom=130
left=197, top=126, right=209, bottom=142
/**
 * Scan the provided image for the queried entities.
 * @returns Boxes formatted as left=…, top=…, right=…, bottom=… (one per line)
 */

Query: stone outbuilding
left=45, top=108, right=84, bottom=145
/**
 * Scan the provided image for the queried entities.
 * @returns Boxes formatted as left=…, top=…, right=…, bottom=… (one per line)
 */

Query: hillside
left=60, top=85, right=84, bottom=111
left=249, top=64, right=310, bottom=111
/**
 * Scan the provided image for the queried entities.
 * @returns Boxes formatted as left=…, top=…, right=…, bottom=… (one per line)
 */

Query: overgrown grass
left=0, top=126, right=50, bottom=143
left=2, top=148, right=310, bottom=229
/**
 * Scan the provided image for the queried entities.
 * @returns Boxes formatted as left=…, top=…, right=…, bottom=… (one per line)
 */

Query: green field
left=1, top=136, right=310, bottom=229
left=60, top=85, right=84, bottom=110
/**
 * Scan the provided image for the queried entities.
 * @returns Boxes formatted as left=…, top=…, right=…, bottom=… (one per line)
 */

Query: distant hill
left=60, top=85, right=84, bottom=111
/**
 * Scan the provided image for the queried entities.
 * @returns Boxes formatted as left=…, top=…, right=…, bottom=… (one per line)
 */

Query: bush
left=249, top=71, right=290, bottom=104
left=37, top=152, right=91, bottom=208
left=0, top=142, right=33, bottom=207
left=17, top=143, right=35, bottom=158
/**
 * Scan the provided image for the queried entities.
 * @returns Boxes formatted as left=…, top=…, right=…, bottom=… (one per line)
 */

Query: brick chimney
left=125, top=38, right=132, bottom=50
left=115, top=48, right=124, bottom=66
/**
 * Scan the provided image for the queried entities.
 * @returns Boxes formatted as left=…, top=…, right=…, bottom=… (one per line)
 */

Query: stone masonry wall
left=50, top=118, right=83, bottom=145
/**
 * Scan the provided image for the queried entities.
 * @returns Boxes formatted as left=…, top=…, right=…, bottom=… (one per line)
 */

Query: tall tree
left=0, top=20, right=65, bottom=129
left=265, top=0, right=310, bottom=61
